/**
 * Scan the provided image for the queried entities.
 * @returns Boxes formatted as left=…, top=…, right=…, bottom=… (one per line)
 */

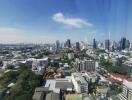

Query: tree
left=110, top=84, right=122, bottom=94
left=3, top=64, right=43, bottom=100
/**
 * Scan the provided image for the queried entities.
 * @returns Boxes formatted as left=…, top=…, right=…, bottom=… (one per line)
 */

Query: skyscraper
left=120, top=37, right=126, bottom=50
left=65, top=39, right=71, bottom=48
left=105, top=39, right=110, bottom=50
left=126, top=40, right=130, bottom=49
left=93, top=38, right=97, bottom=49
left=76, top=42, right=80, bottom=51
left=56, top=40, right=60, bottom=50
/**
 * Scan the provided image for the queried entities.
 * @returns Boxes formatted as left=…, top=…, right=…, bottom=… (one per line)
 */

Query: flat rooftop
left=72, top=73, right=87, bottom=84
left=65, top=94, right=82, bottom=100
left=45, top=92, right=60, bottom=100
left=55, top=82, right=73, bottom=90
left=45, top=77, right=73, bottom=93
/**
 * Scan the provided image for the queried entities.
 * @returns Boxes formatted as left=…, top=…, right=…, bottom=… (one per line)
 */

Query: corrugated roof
left=45, top=92, right=60, bottom=100
left=55, top=82, right=73, bottom=90
left=65, top=94, right=82, bottom=100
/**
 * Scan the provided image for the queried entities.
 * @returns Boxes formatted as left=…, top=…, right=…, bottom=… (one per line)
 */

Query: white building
left=96, top=86, right=110, bottom=99
left=85, top=72, right=98, bottom=83
left=71, top=73, right=88, bottom=93
left=45, top=76, right=73, bottom=93
left=67, top=53, right=74, bottom=60
left=118, top=80, right=132, bottom=100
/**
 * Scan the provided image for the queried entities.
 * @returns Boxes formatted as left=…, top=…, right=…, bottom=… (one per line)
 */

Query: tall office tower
left=76, top=42, right=80, bottom=51
left=120, top=37, right=126, bottom=50
left=93, top=38, right=97, bottom=49
left=105, top=39, right=110, bottom=50
left=130, top=43, right=132, bottom=50
left=113, top=41, right=118, bottom=50
left=56, top=40, right=60, bottom=50
left=66, top=39, right=71, bottom=48
left=126, top=40, right=130, bottom=49
left=110, top=41, right=114, bottom=51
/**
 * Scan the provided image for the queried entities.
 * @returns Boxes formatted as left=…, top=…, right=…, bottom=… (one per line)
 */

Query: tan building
left=96, top=86, right=110, bottom=99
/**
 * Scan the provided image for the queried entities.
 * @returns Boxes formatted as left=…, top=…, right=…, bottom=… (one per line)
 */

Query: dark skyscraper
left=76, top=42, right=80, bottom=51
left=66, top=39, right=71, bottom=48
left=56, top=40, right=60, bottom=50
left=120, top=37, right=126, bottom=50
left=105, top=39, right=110, bottom=50
left=93, top=38, right=97, bottom=49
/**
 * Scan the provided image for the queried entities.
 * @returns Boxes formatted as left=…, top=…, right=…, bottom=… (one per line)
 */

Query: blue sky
left=0, top=0, right=132, bottom=43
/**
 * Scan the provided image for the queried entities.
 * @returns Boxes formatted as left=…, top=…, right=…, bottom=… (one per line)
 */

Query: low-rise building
left=118, top=80, right=132, bottom=100
left=71, top=73, right=88, bottom=93
left=32, top=87, right=60, bottom=100
left=31, top=57, right=48, bottom=75
left=67, top=53, right=74, bottom=60
left=65, top=94, right=83, bottom=100
left=85, top=72, right=98, bottom=83
left=45, top=77, right=73, bottom=93
left=122, top=61, right=132, bottom=75
left=96, top=86, right=110, bottom=99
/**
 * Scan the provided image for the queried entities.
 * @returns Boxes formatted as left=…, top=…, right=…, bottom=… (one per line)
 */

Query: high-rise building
left=76, top=42, right=80, bottom=51
left=93, top=38, right=97, bottom=49
left=120, top=37, right=126, bottom=50
left=105, top=39, right=110, bottom=50
left=126, top=40, right=130, bottom=49
left=110, top=41, right=114, bottom=51
left=130, top=43, right=132, bottom=50
left=56, top=40, right=60, bottom=50
left=113, top=41, right=118, bottom=50
left=65, top=39, right=71, bottom=48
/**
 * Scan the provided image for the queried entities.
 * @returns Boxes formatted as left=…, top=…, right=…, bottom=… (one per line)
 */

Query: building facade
left=77, top=60, right=96, bottom=72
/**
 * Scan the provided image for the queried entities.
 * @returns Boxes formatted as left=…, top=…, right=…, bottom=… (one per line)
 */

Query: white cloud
left=52, top=12, right=93, bottom=28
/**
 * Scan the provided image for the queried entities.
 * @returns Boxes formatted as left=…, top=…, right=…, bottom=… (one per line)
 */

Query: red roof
left=110, top=73, right=132, bottom=82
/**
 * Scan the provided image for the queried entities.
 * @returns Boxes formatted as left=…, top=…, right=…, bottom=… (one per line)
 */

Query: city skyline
left=0, top=0, right=132, bottom=43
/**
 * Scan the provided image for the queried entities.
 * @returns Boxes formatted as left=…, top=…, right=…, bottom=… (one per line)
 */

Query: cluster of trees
left=88, top=82, right=97, bottom=93
left=100, top=59, right=127, bottom=75
left=0, top=71, right=19, bottom=87
left=110, top=83, right=122, bottom=94
left=31, top=49, right=51, bottom=59
left=95, top=49, right=106, bottom=55
left=49, top=61, right=60, bottom=68
left=1, top=65, right=43, bottom=100
left=110, top=66, right=127, bottom=75
left=36, top=50, right=51, bottom=58
left=88, top=76, right=100, bottom=93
